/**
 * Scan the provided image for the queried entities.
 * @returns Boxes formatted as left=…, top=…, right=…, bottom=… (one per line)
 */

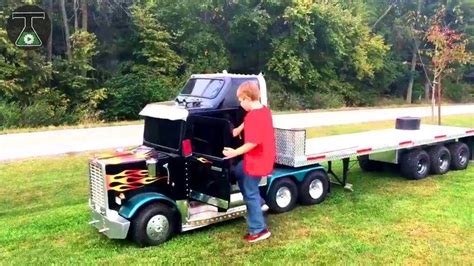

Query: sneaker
left=244, top=229, right=271, bottom=243
left=261, top=204, right=269, bottom=212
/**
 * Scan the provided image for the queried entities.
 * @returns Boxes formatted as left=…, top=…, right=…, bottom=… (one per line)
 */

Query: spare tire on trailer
left=396, top=117, right=421, bottom=130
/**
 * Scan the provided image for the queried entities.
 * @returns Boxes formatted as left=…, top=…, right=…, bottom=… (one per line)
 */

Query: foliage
left=0, top=96, right=69, bottom=129
left=0, top=29, right=52, bottom=104
left=425, top=6, right=472, bottom=123
left=53, top=31, right=105, bottom=123
left=267, top=2, right=389, bottom=106
left=0, top=0, right=472, bottom=128
left=444, top=81, right=467, bottom=102
left=426, top=21, right=470, bottom=80
left=101, top=64, right=174, bottom=120
left=131, top=5, right=182, bottom=76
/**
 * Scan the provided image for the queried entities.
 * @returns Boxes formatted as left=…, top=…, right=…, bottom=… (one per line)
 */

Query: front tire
left=130, top=202, right=177, bottom=247
left=298, top=170, right=329, bottom=205
left=266, top=177, right=298, bottom=213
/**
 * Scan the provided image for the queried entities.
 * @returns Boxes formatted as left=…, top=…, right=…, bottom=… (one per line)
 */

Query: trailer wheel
left=447, top=142, right=470, bottom=170
left=298, top=170, right=329, bottom=205
left=357, top=155, right=383, bottom=172
left=266, top=177, right=298, bottom=213
left=400, top=149, right=430, bottom=180
left=427, top=145, right=451, bottom=175
left=130, top=202, right=177, bottom=247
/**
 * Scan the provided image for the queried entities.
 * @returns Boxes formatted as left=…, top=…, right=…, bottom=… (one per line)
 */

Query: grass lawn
left=0, top=116, right=473, bottom=264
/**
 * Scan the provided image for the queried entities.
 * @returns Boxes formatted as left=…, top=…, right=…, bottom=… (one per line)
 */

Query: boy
left=222, top=81, right=276, bottom=243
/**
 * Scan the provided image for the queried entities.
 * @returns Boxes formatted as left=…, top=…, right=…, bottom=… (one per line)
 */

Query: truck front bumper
left=90, top=209, right=130, bottom=239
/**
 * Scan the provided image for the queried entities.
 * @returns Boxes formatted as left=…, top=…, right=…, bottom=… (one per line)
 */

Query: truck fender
left=266, top=165, right=326, bottom=194
left=119, top=192, right=177, bottom=219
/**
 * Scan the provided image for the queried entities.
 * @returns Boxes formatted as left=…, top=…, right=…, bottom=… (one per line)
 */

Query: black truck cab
left=138, top=73, right=268, bottom=208
left=88, top=72, right=328, bottom=247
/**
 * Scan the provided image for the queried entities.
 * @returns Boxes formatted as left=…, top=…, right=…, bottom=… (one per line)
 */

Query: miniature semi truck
left=88, top=72, right=474, bottom=247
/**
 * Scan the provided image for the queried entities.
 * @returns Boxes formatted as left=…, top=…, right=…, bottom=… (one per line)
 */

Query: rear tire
left=447, top=142, right=470, bottom=170
left=130, top=202, right=177, bottom=247
left=427, top=145, right=451, bottom=175
left=400, top=149, right=430, bottom=180
left=298, top=170, right=329, bottom=205
left=357, top=155, right=384, bottom=172
left=266, top=177, right=298, bottom=213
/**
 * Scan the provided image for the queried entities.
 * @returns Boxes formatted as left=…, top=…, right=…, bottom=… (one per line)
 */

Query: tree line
left=0, top=0, right=472, bottom=129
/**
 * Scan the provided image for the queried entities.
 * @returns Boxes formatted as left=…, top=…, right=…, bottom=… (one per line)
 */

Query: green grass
left=0, top=116, right=473, bottom=264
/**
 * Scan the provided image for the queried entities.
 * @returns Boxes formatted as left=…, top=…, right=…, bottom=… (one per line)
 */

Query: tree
left=131, top=5, right=182, bottom=76
left=426, top=7, right=471, bottom=124
left=0, top=29, right=52, bottom=104
left=60, top=0, right=71, bottom=60
left=54, top=31, right=105, bottom=122
left=267, top=2, right=388, bottom=107
left=81, top=0, right=88, bottom=31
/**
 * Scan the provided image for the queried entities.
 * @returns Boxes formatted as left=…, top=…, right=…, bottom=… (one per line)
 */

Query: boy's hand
left=232, top=128, right=241, bottom=138
left=223, top=147, right=238, bottom=159
left=232, top=123, right=244, bottom=138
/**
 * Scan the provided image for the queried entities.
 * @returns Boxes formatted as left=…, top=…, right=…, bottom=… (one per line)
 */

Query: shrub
left=101, top=66, right=176, bottom=121
left=444, top=82, right=467, bottom=103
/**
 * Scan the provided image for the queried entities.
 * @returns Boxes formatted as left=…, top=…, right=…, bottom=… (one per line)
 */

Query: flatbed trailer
left=274, top=123, right=474, bottom=189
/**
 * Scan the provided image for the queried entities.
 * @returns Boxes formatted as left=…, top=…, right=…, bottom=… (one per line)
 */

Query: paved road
left=1, top=104, right=473, bottom=161
left=272, top=104, right=474, bottom=129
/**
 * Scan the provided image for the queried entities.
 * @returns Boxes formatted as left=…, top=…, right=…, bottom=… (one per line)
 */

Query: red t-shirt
left=243, top=106, right=276, bottom=177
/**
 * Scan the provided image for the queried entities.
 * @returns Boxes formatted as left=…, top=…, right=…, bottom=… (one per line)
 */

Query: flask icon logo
left=6, top=5, right=51, bottom=50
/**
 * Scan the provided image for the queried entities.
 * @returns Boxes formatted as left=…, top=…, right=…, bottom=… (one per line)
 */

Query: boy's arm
left=223, top=142, right=256, bottom=159
left=233, top=122, right=244, bottom=137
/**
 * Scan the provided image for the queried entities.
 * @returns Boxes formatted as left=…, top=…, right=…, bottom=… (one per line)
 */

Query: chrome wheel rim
left=417, top=158, right=428, bottom=175
left=439, top=153, right=450, bottom=172
left=309, top=179, right=323, bottom=199
left=459, top=150, right=468, bottom=165
left=276, top=187, right=292, bottom=208
left=146, top=214, right=169, bottom=242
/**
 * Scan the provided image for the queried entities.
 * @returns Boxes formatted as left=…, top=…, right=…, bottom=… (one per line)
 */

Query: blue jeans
left=235, top=160, right=266, bottom=235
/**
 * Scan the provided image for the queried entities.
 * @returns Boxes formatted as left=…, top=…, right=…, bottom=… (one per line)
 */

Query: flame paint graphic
left=196, top=157, right=213, bottom=164
left=106, top=169, right=168, bottom=192
left=95, top=147, right=154, bottom=165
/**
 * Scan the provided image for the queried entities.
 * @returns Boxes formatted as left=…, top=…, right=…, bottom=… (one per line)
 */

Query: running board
left=181, top=193, right=246, bottom=232
left=181, top=205, right=247, bottom=232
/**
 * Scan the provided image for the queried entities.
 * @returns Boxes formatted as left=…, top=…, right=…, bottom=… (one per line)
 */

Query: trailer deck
left=275, top=124, right=474, bottom=168
left=273, top=124, right=474, bottom=190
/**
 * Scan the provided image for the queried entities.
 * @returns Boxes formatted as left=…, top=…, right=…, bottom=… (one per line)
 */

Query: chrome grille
left=89, top=161, right=107, bottom=214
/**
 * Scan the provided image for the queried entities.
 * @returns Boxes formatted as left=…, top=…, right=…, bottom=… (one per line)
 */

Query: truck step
left=182, top=193, right=246, bottom=231
left=182, top=205, right=247, bottom=232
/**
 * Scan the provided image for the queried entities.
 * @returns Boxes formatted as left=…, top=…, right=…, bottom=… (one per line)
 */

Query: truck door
left=185, top=115, right=233, bottom=210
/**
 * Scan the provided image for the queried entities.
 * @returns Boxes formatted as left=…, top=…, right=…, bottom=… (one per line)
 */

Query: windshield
left=180, top=78, right=224, bottom=99
left=143, top=117, right=183, bottom=151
